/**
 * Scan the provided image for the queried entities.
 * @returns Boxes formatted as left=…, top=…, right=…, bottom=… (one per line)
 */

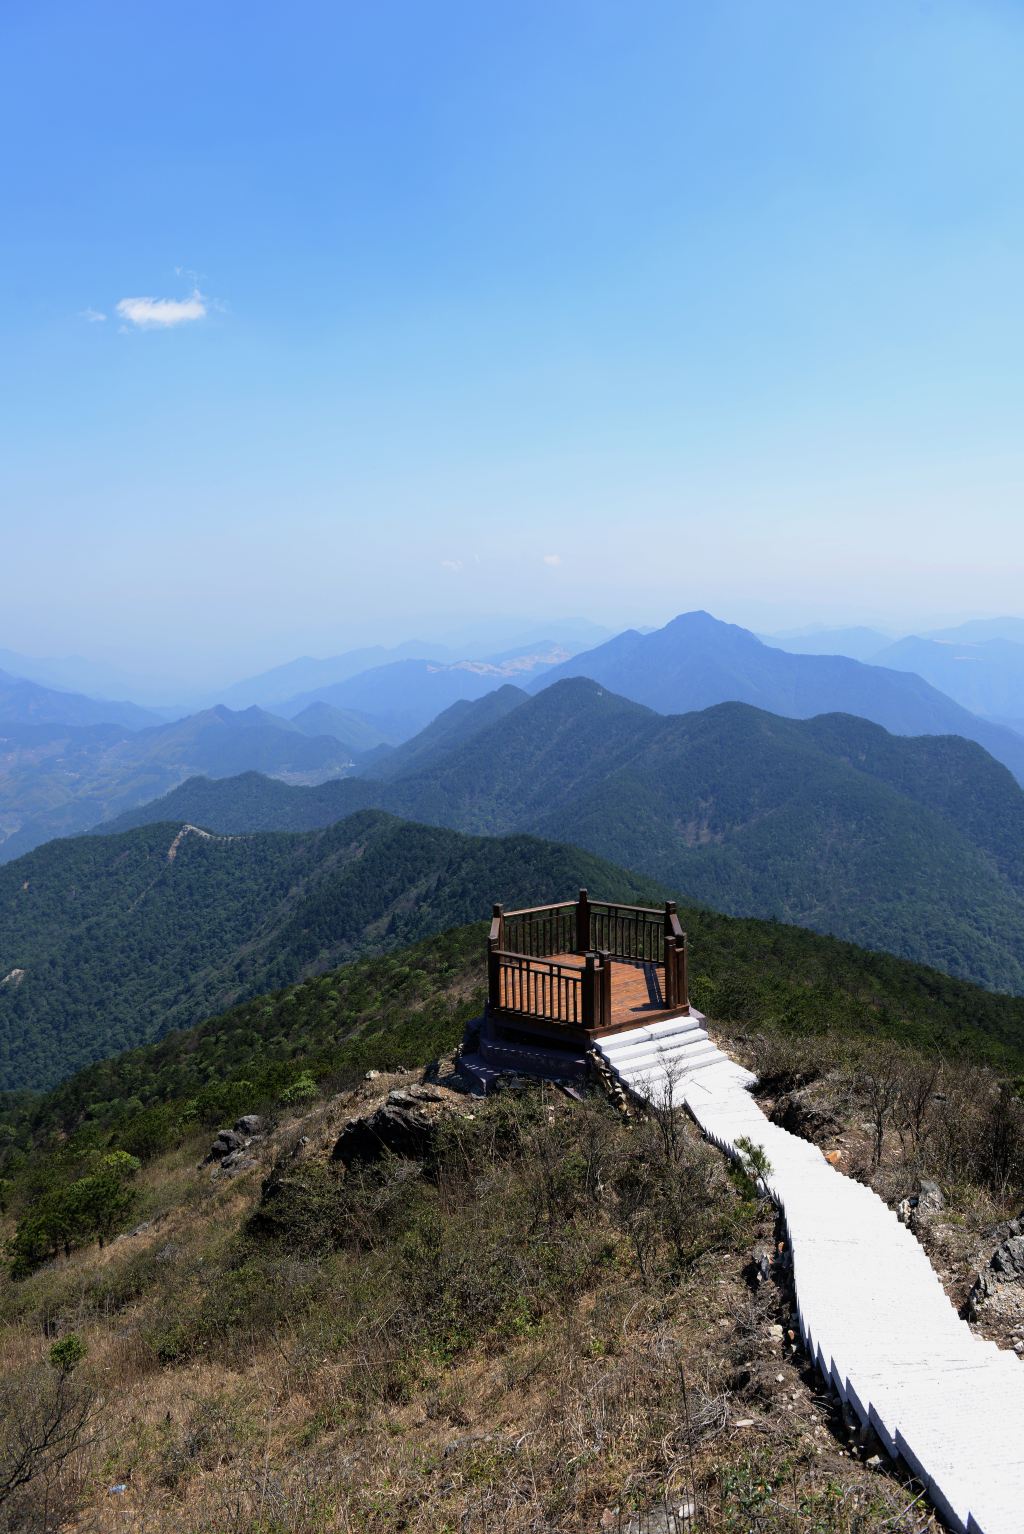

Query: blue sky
left=3, top=0, right=1024, bottom=682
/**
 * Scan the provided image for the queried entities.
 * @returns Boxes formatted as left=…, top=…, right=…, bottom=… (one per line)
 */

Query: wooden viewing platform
left=486, top=889, right=689, bottom=1044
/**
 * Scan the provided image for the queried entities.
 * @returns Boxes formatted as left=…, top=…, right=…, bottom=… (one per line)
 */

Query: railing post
left=679, top=934, right=689, bottom=1013
left=576, top=888, right=590, bottom=953
left=488, top=903, right=504, bottom=1009
left=664, top=934, right=676, bottom=1009
left=582, top=951, right=597, bottom=1029
left=597, top=948, right=612, bottom=1030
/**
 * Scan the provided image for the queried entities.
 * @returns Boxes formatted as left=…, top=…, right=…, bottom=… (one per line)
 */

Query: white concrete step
left=614, top=1040, right=722, bottom=1078
left=607, top=1031, right=710, bottom=1069
left=599, top=1018, right=1024, bottom=1534
left=601, top=1017, right=706, bottom=1057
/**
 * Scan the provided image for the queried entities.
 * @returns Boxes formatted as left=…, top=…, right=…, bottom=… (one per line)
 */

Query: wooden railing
left=586, top=897, right=665, bottom=962
left=502, top=901, right=577, bottom=958
left=487, top=889, right=688, bottom=1032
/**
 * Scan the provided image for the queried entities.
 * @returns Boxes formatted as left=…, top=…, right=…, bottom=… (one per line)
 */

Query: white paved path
left=596, top=1012, right=1024, bottom=1534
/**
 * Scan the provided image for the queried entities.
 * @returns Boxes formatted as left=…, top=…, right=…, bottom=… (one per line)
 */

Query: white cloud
left=116, top=287, right=207, bottom=330
left=81, top=307, right=107, bottom=323
left=440, top=558, right=464, bottom=572
left=542, top=553, right=561, bottom=566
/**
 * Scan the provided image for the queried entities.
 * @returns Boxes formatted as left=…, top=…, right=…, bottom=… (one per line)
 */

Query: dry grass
left=0, top=1071, right=970, bottom=1533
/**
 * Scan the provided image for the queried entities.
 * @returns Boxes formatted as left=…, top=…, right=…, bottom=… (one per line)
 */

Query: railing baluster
left=491, top=896, right=687, bottom=1031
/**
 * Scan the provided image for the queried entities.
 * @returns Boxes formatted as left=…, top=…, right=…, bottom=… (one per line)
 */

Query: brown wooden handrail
left=500, top=900, right=577, bottom=917
left=493, top=947, right=583, bottom=964
left=486, top=891, right=689, bottom=1028
left=503, top=897, right=665, bottom=920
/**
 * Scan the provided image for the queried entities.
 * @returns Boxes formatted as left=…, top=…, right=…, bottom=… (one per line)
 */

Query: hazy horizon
left=4, top=603, right=1024, bottom=706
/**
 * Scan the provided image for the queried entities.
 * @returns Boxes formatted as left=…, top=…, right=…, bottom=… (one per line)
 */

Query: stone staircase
left=597, top=1010, right=740, bottom=1103
left=595, top=1016, right=1024, bottom=1534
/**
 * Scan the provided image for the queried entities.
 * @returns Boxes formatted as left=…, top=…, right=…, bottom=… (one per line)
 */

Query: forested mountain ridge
left=287, top=701, right=394, bottom=750
left=358, top=682, right=528, bottom=780
left=0, top=810, right=661, bottom=1091
left=98, top=680, right=1024, bottom=995
left=11, top=890, right=1024, bottom=1165
left=3, top=908, right=1023, bottom=1534
left=533, top=611, right=1024, bottom=782
left=0, top=704, right=354, bottom=863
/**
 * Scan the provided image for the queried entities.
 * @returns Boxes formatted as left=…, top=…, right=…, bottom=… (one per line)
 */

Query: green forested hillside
left=359, top=682, right=528, bottom=779
left=0, top=704, right=354, bottom=862
left=0, top=812, right=661, bottom=1090
left=99, top=681, right=1024, bottom=995
left=11, top=897, right=1024, bottom=1158
left=287, top=700, right=395, bottom=751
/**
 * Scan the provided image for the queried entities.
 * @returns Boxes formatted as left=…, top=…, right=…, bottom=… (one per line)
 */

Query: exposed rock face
left=204, top=1114, right=269, bottom=1168
left=897, top=1178, right=946, bottom=1230
left=330, top=1084, right=466, bottom=1169
left=992, top=1233, right=1024, bottom=1283
left=768, top=1086, right=841, bottom=1146
left=332, top=1099, right=439, bottom=1168
left=967, top=1212, right=1024, bottom=1319
left=207, top=1129, right=245, bottom=1161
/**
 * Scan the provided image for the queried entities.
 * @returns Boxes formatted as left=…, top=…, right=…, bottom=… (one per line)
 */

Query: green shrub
left=48, top=1334, right=87, bottom=1374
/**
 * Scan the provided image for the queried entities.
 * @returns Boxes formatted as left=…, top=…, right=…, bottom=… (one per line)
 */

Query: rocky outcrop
left=768, top=1085, right=842, bottom=1146
left=967, top=1212, right=1024, bottom=1321
left=897, top=1178, right=946, bottom=1231
left=332, top=1087, right=452, bottom=1169
left=204, top=1114, right=270, bottom=1174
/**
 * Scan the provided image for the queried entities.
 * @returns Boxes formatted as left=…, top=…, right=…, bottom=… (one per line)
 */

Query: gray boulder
left=332, top=1102, right=440, bottom=1168
left=207, top=1128, right=245, bottom=1161
left=967, top=1223, right=1024, bottom=1316
left=992, top=1234, right=1024, bottom=1283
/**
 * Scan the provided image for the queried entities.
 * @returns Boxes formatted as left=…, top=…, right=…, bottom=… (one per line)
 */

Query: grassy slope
left=10, top=895, right=1024, bottom=1161
left=2, top=914, right=1023, bottom=1532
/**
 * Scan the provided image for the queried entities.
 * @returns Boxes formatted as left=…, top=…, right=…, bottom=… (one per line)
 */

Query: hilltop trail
left=166, top=822, right=239, bottom=861
left=597, top=1019, right=1024, bottom=1534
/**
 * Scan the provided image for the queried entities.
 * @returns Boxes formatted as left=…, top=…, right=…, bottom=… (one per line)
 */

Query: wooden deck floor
left=498, top=953, right=683, bottom=1034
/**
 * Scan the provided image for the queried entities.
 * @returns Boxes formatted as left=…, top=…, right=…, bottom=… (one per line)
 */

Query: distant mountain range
left=0, top=668, right=159, bottom=731
left=535, top=612, right=1024, bottom=780
left=209, top=641, right=444, bottom=711
left=0, top=705, right=356, bottom=862
left=104, top=675, right=1024, bottom=995
left=761, top=626, right=894, bottom=661
left=5, top=608, right=1024, bottom=870
left=765, top=618, right=1024, bottom=729
left=0, top=647, right=169, bottom=703
left=0, top=810, right=660, bottom=1090
left=274, top=645, right=576, bottom=739
left=868, top=636, right=1024, bottom=727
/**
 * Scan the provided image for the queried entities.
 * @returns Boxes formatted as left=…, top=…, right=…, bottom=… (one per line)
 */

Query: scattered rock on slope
left=967, top=1212, right=1024, bottom=1323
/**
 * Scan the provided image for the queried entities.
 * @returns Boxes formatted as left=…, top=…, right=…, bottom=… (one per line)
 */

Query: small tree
left=857, top=1046, right=904, bottom=1169
left=0, top=1354, right=100, bottom=1523
left=734, top=1136, right=773, bottom=1201
left=48, top=1337, right=87, bottom=1376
